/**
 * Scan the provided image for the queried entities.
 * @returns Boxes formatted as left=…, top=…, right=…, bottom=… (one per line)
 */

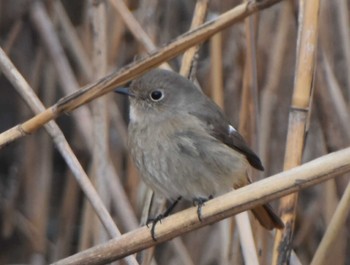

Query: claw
left=146, top=196, right=182, bottom=241
left=192, top=195, right=213, bottom=221
left=147, top=214, right=164, bottom=241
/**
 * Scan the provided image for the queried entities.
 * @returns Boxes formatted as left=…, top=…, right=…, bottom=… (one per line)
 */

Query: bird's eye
left=150, top=90, right=164, bottom=101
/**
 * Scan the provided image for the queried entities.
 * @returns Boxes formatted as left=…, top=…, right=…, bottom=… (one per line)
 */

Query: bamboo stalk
left=272, top=0, right=320, bottom=263
left=53, top=146, right=350, bottom=265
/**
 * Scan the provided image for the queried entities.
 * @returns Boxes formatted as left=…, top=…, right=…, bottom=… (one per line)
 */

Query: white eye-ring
left=150, top=90, right=164, bottom=101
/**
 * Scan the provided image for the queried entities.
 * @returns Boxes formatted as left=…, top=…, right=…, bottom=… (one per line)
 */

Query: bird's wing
left=189, top=99, right=264, bottom=171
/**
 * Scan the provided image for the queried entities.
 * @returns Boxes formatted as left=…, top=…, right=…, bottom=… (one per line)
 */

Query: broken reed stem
left=272, top=0, right=320, bottom=264
left=0, top=0, right=283, bottom=148
left=180, top=0, right=209, bottom=78
left=53, top=147, right=350, bottom=265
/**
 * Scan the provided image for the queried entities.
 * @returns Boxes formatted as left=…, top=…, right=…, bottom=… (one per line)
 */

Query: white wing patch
left=228, top=124, right=237, bottom=134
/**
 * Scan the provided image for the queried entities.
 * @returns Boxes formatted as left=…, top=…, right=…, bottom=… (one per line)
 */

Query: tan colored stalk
left=272, top=0, right=320, bottom=263
left=53, top=147, right=350, bottom=265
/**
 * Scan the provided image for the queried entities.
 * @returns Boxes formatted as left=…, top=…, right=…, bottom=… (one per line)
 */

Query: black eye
left=150, top=90, right=164, bottom=101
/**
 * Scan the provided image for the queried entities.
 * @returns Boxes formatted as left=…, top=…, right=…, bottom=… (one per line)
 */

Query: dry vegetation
left=0, top=0, right=349, bottom=265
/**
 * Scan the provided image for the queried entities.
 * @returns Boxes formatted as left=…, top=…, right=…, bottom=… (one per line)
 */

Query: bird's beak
left=114, top=87, right=134, bottom=97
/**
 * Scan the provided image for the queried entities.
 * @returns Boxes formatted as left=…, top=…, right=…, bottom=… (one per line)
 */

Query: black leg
left=147, top=196, right=182, bottom=241
left=192, top=195, right=213, bottom=221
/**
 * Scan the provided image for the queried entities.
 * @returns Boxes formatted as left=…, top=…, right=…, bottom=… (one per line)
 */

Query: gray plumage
left=119, top=69, right=283, bottom=230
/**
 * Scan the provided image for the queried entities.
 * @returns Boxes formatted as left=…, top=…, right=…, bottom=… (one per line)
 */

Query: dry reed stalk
left=90, top=3, right=138, bottom=264
left=54, top=1, right=93, bottom=81
left=3, top=19, right=23, bottom=54
left=321, top=52, right=350, bottom=141
left=180, top=0, right=209, bottom=78
left=108, top=100, right=128, bottom=150
left=170, top=238, right=196, bottom=265
left=235, top=8, right=260, bottom=265
left=257, top=5, right=293, bottom=263
left=51, top=0, right=140, bottom=238
left=109, top=0, right=171, bottom=70
left=91, top=0, right=111, bottom=246
left=109, top=0, right=156, bottom=53
left=235, top=213, right=259, bottom=265
left=53, top=1, right=137, bottom=224
left=0, top=47, right=121, bottom=242
left=28, top=61, right=56, bottom=264
left=259, top=2, right=292, bottom=168
left=210, top=32, right=224, bottom=107
left=272, top=0, right=320, bottom=263
left=314, top=71, right=347, bottom=151
left=0, top=0, right=283, bottom=148
left=239, top=14, right=258, bottom=148
left=79, top=187, right=95, bottom=251
left=336, top=0, right=350, bottom=102
left=137, top=0, right=158, bottom=39
left=29, top=1, right=93, bottom=146
left=52, top=172, right=80, bottom=260
left=53, top=146, right=350, bottom=265
left=310, top=176, right=350, bottom=265
left=108, top=7, right=125, bottom=67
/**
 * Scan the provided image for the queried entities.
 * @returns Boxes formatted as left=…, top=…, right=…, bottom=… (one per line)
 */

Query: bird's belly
left=129, top=125, right=247, bottom=201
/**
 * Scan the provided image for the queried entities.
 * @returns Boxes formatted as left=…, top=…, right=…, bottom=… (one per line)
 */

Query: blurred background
left=0, top=0, right=349, bottom=264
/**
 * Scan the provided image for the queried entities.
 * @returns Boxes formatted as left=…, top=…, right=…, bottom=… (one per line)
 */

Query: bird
left=115, top=68, right=284, bottom=239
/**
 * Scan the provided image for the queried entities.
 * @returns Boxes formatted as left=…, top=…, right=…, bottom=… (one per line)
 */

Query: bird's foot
left=192, top=195, right=213, bottom=221
left=146, top=196, right=182, bottom=241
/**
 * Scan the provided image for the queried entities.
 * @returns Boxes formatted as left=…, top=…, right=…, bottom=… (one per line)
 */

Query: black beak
left=114, top=87, right=134, bottom=97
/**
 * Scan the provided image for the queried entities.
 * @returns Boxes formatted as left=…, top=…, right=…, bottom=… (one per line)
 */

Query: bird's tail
left=251, top=203, right=284, bottom=230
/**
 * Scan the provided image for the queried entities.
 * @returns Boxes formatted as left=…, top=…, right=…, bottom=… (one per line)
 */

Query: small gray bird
left=116, top=69, right=283, bottom=237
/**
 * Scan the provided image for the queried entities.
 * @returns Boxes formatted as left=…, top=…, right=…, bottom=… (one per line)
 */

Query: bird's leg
left=146, top=196, right=182, bottom=241
left=192, top=195, right=213, bottom=221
